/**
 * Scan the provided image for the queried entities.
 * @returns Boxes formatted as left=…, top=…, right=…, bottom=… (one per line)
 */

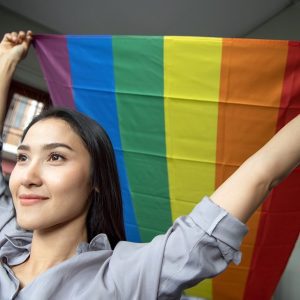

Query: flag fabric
left=33, top=35, right=300, bottom=300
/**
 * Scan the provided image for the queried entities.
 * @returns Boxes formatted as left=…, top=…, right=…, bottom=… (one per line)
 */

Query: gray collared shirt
left=0, top=152, right=248, bottom=299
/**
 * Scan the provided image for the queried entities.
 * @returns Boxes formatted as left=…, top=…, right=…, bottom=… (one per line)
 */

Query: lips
left=18, top=194, right=49, bottom=206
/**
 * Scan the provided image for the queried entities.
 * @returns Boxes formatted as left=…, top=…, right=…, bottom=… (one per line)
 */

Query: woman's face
left=9, top=118, right=92, bottom=231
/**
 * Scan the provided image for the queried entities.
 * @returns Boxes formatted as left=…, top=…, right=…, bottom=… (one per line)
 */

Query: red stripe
left=244, top=41, right=300, bottom=300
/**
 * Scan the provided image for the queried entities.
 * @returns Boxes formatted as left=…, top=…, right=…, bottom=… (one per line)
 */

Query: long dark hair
left=21, top=107, right=126, bottom=249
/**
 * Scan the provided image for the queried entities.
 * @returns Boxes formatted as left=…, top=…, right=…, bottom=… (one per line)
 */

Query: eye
left=16, top=153, right=28, bottom=162
left=48, top=152, right=65, bottom=162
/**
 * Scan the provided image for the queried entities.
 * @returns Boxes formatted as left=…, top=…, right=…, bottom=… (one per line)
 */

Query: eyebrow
left=17, top=143, right=74, bottom=152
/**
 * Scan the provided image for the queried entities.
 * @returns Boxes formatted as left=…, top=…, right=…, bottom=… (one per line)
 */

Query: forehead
left=22, top=118, right=84, bottom=148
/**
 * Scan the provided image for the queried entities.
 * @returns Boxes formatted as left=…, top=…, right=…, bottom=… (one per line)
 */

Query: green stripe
left=113, top=36, right=172, bottom=242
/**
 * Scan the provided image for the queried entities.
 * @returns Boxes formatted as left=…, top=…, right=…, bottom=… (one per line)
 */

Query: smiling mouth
left=18, top=195, right=49, bottom=206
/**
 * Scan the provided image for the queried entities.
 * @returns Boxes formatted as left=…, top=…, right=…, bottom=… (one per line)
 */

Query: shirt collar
left=0, top=232, right=112, bottom=265
left=0, top=233, right=32, bottom=266
left=77, top=233, right=112, bottom=253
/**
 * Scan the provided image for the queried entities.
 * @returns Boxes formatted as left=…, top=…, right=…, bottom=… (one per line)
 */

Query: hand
left=0, top=31, right=32, bottom=64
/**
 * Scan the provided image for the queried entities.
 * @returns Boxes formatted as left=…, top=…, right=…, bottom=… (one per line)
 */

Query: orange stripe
left=213, top=38, right=288, bottom=300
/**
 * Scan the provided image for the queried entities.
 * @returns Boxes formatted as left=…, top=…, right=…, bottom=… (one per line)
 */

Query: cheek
left=45, top=165, right=91, bottom=202
left=9, top=166, right=21, bottom=199
left=9, top=163, right=91, bottom=210
left=13, top=164, right=92, bottom=230
left=43, top=166, right=92, bottom=226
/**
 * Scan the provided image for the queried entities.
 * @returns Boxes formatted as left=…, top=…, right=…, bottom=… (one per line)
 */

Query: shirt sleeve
left=110, top=196, right=248, bottom=300
left=0, top=139, right=25, bottom=242
left=158, top=196, right=248, bottom=298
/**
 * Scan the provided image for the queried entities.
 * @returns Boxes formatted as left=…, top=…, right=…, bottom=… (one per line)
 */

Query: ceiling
left=0, top=0, right=297, bottom=37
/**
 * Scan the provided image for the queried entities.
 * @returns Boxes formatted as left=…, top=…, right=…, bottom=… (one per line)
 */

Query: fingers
left=4, top=32, right=18, bottom=43
left=26, top=30, right=33, bottom=41
left=1, top=30, right=33, bottom=62
left=4, top=31, right=32, bottom=45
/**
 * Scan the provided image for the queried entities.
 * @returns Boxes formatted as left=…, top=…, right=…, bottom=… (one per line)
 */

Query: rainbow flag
left=33, top=35, right=300, bottom=300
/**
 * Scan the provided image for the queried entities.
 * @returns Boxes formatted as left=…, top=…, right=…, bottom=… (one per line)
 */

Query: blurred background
left=0, top=1, right=299, bottom=299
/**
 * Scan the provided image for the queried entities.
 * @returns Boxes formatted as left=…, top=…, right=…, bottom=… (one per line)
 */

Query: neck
left=28, top=215, right=88, bottom=274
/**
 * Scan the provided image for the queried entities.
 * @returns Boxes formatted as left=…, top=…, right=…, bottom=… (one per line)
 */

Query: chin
left=14, top=205, right=52, bottom=231
left=16, top=216, right=45, bottom=231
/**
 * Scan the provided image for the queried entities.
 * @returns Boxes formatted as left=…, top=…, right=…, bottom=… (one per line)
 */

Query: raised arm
left=0, top=31, right=32, bottom=131
left=0, top=31, right=32, bottom=239
left=211, top=115, right=300, bottom=223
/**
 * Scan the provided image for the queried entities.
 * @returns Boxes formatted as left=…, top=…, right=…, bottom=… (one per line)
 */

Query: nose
left=21, top=160, right=43, bottom=188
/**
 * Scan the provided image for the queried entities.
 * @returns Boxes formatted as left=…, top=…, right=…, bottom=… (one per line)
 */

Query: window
left=1, top=81, right=51, bottom=174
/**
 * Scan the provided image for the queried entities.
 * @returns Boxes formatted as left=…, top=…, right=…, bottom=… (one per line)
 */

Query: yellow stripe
left=164, top=36, right=222, bottom=299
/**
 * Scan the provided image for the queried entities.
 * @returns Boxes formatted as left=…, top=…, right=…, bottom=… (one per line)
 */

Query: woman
left=0, top=31, right=299, bottom=300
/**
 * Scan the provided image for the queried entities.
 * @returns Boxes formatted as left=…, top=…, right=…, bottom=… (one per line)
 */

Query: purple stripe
left=33, top=35, right=75, bottom=108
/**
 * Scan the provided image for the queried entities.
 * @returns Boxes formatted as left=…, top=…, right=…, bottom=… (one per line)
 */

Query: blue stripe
left=66, top=35, right=140, bottom=242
